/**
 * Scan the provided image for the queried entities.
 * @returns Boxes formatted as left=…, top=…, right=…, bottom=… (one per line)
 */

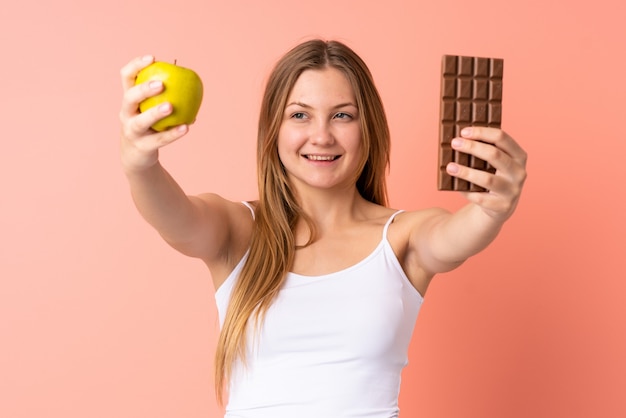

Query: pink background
left=1, top=1, right=624, bottom=417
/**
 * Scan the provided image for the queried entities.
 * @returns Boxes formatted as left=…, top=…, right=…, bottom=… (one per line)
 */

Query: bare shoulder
left=386, top=207, right=452, bottom=295
left=194, top=193, right=256, bottom=287
left=391, top=207, right=451, bottom=233
left=366, top=205, right=450, bottom=237
left=195, top=193, right=256, bottom=222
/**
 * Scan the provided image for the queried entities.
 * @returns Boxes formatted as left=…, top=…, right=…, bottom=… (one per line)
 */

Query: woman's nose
left=309, top=120, right=335, bottom=145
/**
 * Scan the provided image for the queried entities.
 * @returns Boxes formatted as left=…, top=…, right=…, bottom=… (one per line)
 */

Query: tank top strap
left=382, top=209, right=404, bottom=240
left=242, top=201, right=255, bottom=220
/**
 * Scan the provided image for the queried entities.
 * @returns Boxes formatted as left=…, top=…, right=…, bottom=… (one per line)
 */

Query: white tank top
left=215, top=207, right=423, bottom=418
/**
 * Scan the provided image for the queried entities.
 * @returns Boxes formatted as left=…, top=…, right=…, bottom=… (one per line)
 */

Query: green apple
left=135, top=61, right=203, bottom=132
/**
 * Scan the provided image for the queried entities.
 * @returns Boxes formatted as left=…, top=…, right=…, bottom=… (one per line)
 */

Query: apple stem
left=174, top=59, right=177, bottom=65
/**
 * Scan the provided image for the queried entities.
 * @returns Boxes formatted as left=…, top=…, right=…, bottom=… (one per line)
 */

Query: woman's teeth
left=306, top=155, right=336, bottom=161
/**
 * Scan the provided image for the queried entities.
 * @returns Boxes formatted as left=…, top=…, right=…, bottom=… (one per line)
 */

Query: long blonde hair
left=214, top=39, right=391, bottom=403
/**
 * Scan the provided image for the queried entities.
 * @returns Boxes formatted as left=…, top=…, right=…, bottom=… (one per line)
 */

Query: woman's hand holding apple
left=119, top=55, right=189, bottom=173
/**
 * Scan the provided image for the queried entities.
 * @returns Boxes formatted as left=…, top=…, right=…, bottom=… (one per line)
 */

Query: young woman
left=119, top=39, right=527, bottom=417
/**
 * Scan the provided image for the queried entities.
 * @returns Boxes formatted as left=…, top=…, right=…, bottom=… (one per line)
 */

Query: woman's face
left=277, top=67, right=363, bottom=195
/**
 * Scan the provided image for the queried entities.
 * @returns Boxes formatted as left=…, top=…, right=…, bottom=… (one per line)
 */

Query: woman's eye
left=334, top=112, right=352, bottom=119
left=291, top=112, right=306, bottom=119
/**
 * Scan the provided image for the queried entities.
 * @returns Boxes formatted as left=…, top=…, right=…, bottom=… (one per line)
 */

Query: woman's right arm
left=119, top=55, right=250, bottom=265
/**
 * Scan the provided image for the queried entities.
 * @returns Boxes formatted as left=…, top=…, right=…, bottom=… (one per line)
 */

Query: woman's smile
left=303, top=154, right=341, bottom=161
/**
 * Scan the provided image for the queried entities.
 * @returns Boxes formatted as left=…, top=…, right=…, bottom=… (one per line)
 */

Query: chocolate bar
left=438, top=54, right=503, bottom=191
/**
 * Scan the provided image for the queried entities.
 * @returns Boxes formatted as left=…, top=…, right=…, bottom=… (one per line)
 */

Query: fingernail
left=461, top=127, right=472, bottom=137
left=142, top=55, right=153, bottom=62
left=177, top=125, right=188, bottom=133
left=446, top=163, right=459, bottom=174
left=451, top=138, right=463, bottom=148
left=149, top=80, right=162, bottom=89
left=158, top=103, right=171, bottom=113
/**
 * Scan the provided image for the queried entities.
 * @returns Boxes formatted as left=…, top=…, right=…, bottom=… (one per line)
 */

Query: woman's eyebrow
left=286, top=101, right=357, bottom=109
left=285, top=101, right=312, bottom=109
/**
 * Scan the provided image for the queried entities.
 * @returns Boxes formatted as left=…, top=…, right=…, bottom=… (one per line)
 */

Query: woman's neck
left=292, top=187, right=379, bottom=244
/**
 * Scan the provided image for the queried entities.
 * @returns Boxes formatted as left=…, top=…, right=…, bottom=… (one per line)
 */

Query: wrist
left=121, top=147, right=160, bottom=175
